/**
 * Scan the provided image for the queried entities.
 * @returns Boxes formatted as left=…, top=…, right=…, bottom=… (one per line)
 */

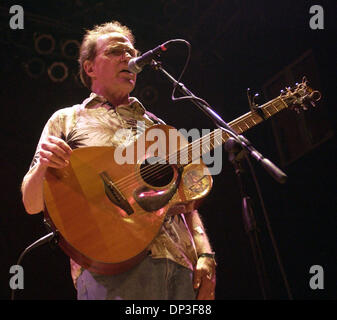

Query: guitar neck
left=173, top=96, right=289, bottom=165
left=223, top=95, right=288, bottom=141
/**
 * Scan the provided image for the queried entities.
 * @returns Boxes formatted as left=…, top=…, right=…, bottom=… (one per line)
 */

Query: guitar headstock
left=281, top=77, right=321, bottom=113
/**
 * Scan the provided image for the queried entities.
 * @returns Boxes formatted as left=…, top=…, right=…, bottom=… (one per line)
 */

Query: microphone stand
left=224, top=137, right=271, bottom=299
left=150, top=59, right=287, bottom=183
left=150, top=59, right=292, bottom=299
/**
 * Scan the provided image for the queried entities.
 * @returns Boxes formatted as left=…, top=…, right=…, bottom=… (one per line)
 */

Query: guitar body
left=43, top=124, right=213, bottom=274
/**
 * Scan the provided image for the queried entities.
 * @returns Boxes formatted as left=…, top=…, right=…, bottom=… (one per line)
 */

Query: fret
left=214, top=133, right=223, bottom=147
left=279, top=97, right=289, bottom=110
left=271, top=98, right=287, bottom=112
left=264, top=107, right=272, bottom=117
left=270, top=105, right=278, bottom=115
left=248, top=117, right=256, bottom=127
left=271, top=101, right=279, bottom=112
left=221, top=130, right=231, bottom=143
left=237, top=115, right=254, bottom=131
left=242, top=118, right=249, bottom=128
left=214, top=131, right=223, bottom=148
left=174, top=94, right=291, bottom=166
left=235, top=125, right=243, bottom=133
left=241, top=120, right=249, bottom=129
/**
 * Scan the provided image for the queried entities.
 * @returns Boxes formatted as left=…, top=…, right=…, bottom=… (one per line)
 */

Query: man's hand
left=193, top=256, right=216, bottom=300
left=39, top=136, right=72, bottom=168
left=21, top=135, right=72, bottom=214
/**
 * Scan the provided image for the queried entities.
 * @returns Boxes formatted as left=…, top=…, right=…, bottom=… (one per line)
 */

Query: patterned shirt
left=29, top=93, right=198, bottom=287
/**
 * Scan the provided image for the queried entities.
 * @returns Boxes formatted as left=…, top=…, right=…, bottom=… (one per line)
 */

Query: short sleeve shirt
left=29, top=93, right=198, bottom=287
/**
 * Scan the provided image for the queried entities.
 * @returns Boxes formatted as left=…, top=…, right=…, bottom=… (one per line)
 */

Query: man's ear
left=83, top=60, right=96, bottom=79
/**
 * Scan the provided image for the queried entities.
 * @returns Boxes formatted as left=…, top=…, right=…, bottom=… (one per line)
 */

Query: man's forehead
left=96, top=32, right=133, bottom=49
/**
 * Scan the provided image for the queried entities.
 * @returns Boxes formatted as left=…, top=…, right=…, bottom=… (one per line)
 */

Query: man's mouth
left=120, top=69, right=133, bottom=74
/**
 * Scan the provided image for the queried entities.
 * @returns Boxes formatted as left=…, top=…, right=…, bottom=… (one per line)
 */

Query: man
left=21, top=21, right=216, bottom=300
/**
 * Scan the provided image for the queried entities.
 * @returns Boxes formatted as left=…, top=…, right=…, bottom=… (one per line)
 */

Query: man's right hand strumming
left=21, top=136, right=72, bottom=214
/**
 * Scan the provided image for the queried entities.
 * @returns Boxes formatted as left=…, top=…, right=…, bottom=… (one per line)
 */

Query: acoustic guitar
left=43, top=78, right=320, bottom=274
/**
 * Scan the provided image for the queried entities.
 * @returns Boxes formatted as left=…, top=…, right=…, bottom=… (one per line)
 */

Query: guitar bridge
left=99, top=171, right=134, bottom=215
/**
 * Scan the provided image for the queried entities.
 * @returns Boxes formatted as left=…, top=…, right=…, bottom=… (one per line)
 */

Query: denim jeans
left=76, top=256, right=197, bottom=300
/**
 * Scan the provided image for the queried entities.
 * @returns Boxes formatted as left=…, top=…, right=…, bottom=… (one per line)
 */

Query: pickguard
left=133, top=164, right=182, bottom=212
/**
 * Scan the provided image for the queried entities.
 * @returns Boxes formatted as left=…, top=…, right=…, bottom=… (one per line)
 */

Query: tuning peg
left=309, top=90, right=322, bottom=102
left=305, top=99, right=316, bottom=109
left=302, top=76, right=308, bottom=84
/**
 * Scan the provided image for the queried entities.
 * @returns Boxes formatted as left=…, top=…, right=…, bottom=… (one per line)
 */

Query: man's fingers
left=48, top=136, right=72, bottom=155
left=193, top=269, right=202, bottom=289
left=196, top=278, right=216, bottom=300
left=40, top=136, right=72, bottom=162
left=38, top=136, right=72, bottom=169
left=40, top=150, right=69, bottom=168
left=39, top=156, right=69, bottom=169
left=41, top=142, right=69, bottom=161
left=194, top=260, right=216, bottom=300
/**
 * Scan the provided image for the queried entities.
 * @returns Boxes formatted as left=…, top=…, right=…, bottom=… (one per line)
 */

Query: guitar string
left=111, top=130, right=222, bottom=192
left=100, top=92, right=302, bottom=195
left=111, top=102, right=273, bottom=191
left=113, top=129, right=226, bottom=192
left=113, top=109, right=244, bottom=190
left=127, top=90, right=308, bottom=193
left=111, top=99, right=281, bottom=191
left=109, top=134, right=212, bottom=191
left=112, top=100, right=270, bottom=189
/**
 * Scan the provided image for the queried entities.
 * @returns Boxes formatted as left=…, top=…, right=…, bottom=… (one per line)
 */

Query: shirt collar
left=82, top=92, right=146, bottom=116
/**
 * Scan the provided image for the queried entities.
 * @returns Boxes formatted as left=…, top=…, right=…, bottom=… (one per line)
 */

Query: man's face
left=87, top=32, right=138, bottom=98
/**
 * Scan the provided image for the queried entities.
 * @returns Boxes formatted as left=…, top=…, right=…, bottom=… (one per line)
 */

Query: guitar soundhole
left=140, top=157, right=174, bottom=187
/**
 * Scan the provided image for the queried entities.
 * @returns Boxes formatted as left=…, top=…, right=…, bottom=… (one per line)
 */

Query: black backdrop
left=0, top=0, right=336, bottom=300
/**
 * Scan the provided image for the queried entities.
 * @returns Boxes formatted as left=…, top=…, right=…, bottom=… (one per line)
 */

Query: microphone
left=128, top=40, right=176, bottom=74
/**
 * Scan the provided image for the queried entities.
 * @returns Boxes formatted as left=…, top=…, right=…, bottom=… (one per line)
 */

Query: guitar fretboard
left=171, top=96, right=288, bottom=165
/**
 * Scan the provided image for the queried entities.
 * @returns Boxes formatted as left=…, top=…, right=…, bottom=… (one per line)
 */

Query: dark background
left=0, top=0, right=336, bottom=300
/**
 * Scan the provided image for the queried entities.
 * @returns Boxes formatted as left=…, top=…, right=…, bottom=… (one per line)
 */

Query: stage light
left=48, top=62, right=68, bottom=82
left=61, top=40, right=80, bottom=59
left=24, top=58, right=45, bottom=79
left=34, top=34, right=55, bottom=55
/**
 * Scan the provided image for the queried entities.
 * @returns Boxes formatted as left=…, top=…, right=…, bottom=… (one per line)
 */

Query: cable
left=11, top=231, right=57, bottom=300
left=170, top=39, right=192, bottom=103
